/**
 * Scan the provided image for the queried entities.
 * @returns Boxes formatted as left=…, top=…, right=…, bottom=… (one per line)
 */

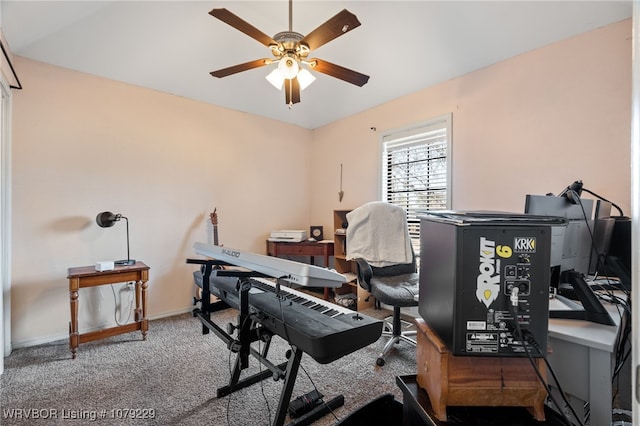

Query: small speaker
left=310, top=226, right=323, bottom=241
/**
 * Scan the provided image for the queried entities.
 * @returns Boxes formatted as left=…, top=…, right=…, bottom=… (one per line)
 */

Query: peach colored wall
left=9, top=18, right=632, bottom=347
left=310, top=19, right=632, bottom=231
left=11, top=58, right=312, bottom=346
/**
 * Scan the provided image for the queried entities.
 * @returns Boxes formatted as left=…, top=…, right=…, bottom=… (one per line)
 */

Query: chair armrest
left=354, top=258, right=373, bottom=292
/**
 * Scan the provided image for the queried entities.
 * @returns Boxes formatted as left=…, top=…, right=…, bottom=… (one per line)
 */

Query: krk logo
left=514, top=237, right=536, bottom=252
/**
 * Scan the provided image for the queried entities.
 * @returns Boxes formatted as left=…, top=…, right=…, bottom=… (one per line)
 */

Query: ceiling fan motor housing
left=271, top=31, right=309, bottom=59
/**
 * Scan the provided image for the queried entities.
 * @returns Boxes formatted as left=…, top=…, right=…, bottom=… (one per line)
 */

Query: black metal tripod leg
left=200, top=264, right=213, bottom=334
left=217, top=360, right=289, bottom=398
left=273, top=347, right=304, bottom=426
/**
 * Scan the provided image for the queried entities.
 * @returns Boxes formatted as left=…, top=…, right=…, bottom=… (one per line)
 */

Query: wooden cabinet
left=333, top=210, right=352, bottom=275
left=333, top=210, right=374, bottom=311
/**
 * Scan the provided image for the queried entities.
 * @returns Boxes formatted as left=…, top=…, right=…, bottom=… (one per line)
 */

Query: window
left=381, top=114, right=452, bottom=252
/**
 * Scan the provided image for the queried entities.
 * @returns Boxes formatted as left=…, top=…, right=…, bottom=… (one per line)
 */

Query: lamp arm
left=580, top=188, right=625, bottom=217
left=122, top=216, right=131, bottom=263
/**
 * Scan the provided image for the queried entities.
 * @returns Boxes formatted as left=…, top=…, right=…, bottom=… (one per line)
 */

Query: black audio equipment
left=418, top=211, right=561, bottom=357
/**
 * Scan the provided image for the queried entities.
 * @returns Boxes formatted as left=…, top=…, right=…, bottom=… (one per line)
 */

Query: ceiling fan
left=208, top=0, right=370, bottom=106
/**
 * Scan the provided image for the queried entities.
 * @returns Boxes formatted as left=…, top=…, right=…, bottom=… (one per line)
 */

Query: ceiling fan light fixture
left=297, top=68, right=316, bottom=91
left=208, top=4, right=369, bottom=106
left=278, top=55, right=299, bottom=79
left=266, top=68, right=285, bottom=90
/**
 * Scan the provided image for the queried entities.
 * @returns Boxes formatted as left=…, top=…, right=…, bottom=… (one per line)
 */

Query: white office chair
left=346, top=202, right=419, bottom=366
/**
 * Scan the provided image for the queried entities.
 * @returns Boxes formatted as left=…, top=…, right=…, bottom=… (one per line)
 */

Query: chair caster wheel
left=376, top=357, right=385, bottom=366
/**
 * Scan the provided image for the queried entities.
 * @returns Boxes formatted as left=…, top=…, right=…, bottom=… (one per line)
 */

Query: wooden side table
left=67, top=262, right=150, bottom=359
left=266, top=240, right=334, bottom=299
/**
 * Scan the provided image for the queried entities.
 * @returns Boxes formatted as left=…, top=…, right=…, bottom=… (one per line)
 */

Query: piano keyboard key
left=250, top=277, right=350, bottom=318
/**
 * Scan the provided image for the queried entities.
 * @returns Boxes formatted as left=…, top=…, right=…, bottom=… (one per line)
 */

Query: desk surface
left=548, top=294, right=624, bottom=353
left=68, top=261, right=149, bottom=278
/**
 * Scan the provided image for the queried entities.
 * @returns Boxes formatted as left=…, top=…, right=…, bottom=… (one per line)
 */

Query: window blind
left=381, top=116, right=451, bottom=251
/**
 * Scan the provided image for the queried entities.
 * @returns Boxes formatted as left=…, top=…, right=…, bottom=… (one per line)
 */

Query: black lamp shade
left=96, top=211, right=118, bottom=228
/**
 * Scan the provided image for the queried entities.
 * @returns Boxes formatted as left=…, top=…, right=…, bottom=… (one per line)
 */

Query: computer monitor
left=608, top=216, right=632, bottom=285
left=588, top=199, right=615, bottom=275
left=524, top=194, right=615, bottom=326
left=524, top=194, right=594, bottom=276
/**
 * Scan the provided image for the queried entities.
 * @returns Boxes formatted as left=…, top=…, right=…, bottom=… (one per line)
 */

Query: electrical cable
left=579, top=187, right=625, bottom=217
left=508, top=289, right=583, bottom=426
left=573, top=194, right=622, bottom=317
left=611, top=302, right=632, bottom=405
left=226, top=344, right=233, bottom=426
left=574, top=193, right=603, bottom=279
left=256, top=334, right=273, bottom=425
left=225, top=278, right=257, bottom=426
left=573, top=193, right=633, bottom=408
left=110, top=283, right=134, bottom=326
left=572, top=191, right=628, bottom=304
left=534, top=337, right=586, bottom=426
left=590, top=275, right=632, bottom=409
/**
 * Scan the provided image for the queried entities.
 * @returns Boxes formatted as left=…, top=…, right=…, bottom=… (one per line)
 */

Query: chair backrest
left=346, top=201, right=415, bottom=273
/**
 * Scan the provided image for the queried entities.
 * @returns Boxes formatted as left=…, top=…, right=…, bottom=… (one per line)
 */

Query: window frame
left=378, top=113, right=452, bottom=252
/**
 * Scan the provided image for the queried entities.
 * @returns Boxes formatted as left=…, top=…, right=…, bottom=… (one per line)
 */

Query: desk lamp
left=96, top=211, right=135, bottom=266
left=558, top=180, right=584, bottom=204
left=559, top=179, right=625, bottom=216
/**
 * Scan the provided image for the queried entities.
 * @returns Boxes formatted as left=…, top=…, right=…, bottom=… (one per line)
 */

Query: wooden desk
left=67, top=262, right=150, bottom=359
left=266, top=240, right=334, bottom=299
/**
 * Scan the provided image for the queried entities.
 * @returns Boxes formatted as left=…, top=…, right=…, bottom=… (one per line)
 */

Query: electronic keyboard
left=193, top=242, right=346, bottom=288
left=194, top=271, right=382, bottom=364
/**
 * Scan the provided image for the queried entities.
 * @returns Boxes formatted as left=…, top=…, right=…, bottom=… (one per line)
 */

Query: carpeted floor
left=1, top=307, right=416, bottom=425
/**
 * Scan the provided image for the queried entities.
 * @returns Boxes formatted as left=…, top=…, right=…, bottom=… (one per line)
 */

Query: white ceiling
left=1, top=1, right=633, bottom=129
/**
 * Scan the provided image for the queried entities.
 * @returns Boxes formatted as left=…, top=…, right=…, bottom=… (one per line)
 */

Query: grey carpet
left=1, top=308, right=416, bottom=425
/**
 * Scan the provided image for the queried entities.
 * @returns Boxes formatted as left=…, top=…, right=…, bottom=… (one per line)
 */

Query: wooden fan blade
left=209, top=8, right=277, bottom=47
left=210, top=59, right=271, bottom=78
left=308, top=59, right=369, bottom=87
left=285, top=78, right=301, bottom=105
left=300, top=9, right=361, bottom=51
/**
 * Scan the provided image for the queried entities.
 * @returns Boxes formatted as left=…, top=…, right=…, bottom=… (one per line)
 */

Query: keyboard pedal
left=288, top=389, right=324, bottom=418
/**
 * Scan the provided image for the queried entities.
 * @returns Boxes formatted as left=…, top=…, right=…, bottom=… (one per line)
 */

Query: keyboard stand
left=187, top=258, right=343, bottom=426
